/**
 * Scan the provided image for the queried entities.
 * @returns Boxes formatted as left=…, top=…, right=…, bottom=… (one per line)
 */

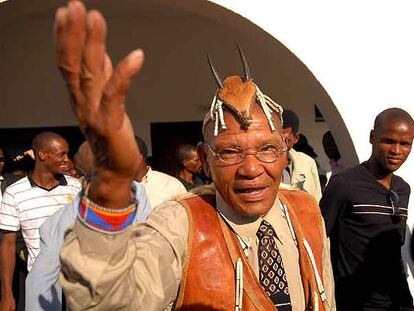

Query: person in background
left=0, top=132, right=81, bottom=311
left=321, top=108, right=414, bottom=310
left=135, top=136, right=187, bottom=208
left=280, top=109, right=322, bottom=202
left=294, top=133, right=327, bottom=191
left=322, top=131, right=345, bottom=181
left=175, top=144, right=205, bottom=190
left=0, top=146, right=24, bottom=311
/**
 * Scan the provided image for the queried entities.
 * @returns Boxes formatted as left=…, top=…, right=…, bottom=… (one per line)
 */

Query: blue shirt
left=25, top=181, right=151, bottom=311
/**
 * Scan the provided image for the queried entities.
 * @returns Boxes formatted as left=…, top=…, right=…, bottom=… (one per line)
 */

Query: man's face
left=0, top=148, right=4, bottom=174
left=183, top=150, right=202, bottom=174
left=282, top=127, right=299, bottom=150
left=200, top=108, right=287, bottom=217
left=41, top=138, right=70, bottom=175
left=370, top=120, right=414, bottom=173
left=322, top=132, right=341, bottom=161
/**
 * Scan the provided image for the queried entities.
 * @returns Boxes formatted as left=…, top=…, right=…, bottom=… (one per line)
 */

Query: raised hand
left=55, top=1, right=144, bottom=207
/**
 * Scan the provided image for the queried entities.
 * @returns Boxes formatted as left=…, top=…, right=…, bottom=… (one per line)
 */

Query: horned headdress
left=204, top=46, right=284, bottom=136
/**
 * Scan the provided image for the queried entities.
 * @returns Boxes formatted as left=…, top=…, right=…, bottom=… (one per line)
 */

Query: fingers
left=80, top=10, right=108, bottom=110
left=103, top=49, right=145, bottom=106
left=83, top=10, right=107, bottom=79
left=55, top=1, right=87, bottom=93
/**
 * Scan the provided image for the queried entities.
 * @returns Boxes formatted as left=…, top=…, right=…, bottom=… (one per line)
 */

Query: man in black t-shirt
left=321, top=108, right=414, bottom=310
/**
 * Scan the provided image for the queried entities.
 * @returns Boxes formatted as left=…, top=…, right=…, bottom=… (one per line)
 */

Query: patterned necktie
left=257, top=219, right=292, bottom=311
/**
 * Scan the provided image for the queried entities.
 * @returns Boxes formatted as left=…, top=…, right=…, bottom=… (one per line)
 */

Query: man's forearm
left=0, top=233, right=16, bottom=297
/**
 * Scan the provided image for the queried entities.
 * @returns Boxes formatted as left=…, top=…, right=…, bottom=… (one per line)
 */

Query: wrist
left=79, top=181, right=137, bottom=232
left=88, top=171, right=132, bottom=209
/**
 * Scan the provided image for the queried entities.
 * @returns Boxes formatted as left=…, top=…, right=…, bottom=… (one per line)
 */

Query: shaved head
left=374, top=108, right=414, bottom=132
left=32, top=132, right=66, bottom=155
left=73, top=141, right=94, bottom=177
left=369, top=107, right=414, bottom=174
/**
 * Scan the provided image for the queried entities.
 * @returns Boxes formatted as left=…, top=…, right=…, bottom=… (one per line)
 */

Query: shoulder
left=392, top=174, right=411, bottom=194
left=279, top=188, right=319, bottom=210
left=335, top=164, right=363, bottom=179
left=3, top=173, right=23, bottom=185
left=290, top=149, right=314, bottom=163
left=143, top=199, right=188, bottom=231
left=4, top=176, right=30, bottom=195
left=148, top=170, right=186, bottom=190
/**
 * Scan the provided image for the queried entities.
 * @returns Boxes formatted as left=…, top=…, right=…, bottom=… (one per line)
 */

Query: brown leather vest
left=175, top=189, right=326, bottom=311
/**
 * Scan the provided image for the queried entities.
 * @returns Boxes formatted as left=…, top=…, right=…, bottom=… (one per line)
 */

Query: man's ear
left=38, top=149, right=47, bottom=161
left=293, top=132, right=301, bottom=146
left=369, top=130, right=374, bottom=145
left=196, top=142, right=210, bottom=178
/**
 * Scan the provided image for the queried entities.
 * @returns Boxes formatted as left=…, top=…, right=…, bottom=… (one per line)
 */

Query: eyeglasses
left=205, top=143, right=287, bottom=165
left=387, top=189, right=400, bottom=215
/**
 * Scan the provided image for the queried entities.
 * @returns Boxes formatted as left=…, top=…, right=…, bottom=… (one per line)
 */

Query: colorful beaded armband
left=78, top=184, right=137, bottom=232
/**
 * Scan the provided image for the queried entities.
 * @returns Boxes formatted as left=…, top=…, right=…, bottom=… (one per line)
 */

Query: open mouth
left=235, top=187, right=265, bottom=194
left=234, top=186, right=268, bottom=201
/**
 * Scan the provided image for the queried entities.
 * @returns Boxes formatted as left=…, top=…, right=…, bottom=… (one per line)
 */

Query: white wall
left=0, top=0, right=355, bottom=174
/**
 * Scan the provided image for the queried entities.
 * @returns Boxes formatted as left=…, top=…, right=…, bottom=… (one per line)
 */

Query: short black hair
left=134, top=136, right=148, bottom=161
left=282, top=109, right=300, bottom=133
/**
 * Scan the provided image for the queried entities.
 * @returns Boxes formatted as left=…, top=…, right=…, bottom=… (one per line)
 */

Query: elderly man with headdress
left=56, top=2, right=335, bottom=310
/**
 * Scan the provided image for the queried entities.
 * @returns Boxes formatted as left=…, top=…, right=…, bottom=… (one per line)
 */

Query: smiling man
left=0, top=132, right=81, bottom=311
left=56, top=2, right=334, bottom=310
left=321, top=108, right=414, bottom=310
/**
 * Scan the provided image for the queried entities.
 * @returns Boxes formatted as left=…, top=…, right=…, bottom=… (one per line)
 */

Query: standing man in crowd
left=280, top=109, right=322, bottom=202
left=135, top=136, right=187, bottom=208
left=55, top=2, right=334, bottom=310
left=321, top=108, right=414, bottom=310
left=0, top=132, right=81, bottom=311
left=175, top=144, right=205, bottom=190
left=322, top=131, right=345, bottom=181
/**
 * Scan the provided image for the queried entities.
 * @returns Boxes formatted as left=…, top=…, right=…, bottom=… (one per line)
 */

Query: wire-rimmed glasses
left=205, top=143, right=287, bottom=165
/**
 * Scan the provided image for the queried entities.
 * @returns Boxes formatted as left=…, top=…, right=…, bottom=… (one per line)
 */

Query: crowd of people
left=1, top=1, right=414, bottom=311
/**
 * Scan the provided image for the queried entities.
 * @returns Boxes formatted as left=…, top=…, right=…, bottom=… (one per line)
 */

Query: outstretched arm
left=57, top=2, right=188, bottom=310
left=56, top=0, right=144, bottom=208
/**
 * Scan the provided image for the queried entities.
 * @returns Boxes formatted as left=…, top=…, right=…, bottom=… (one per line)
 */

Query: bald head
left=369, top=108, right=414, bottom=174
left=32, top=132, right=66, bottom=156
left=73, top=141, right=94, bottom=177
left=374, top=108, right=414, bottom=132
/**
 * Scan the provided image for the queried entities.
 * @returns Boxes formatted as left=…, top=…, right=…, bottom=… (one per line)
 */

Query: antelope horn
left=207, top=54, right=224, bottom=89
left=237, top=44, right=251, bottom=81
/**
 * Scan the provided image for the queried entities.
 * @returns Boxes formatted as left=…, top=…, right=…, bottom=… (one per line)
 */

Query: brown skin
left=55, top=1, right=144, bottom=208
left=198, top=107, right=287, bottom=218
left=178, top=150, right=202, bottom=185
left=365, top=119, right=414, bottom=189
left=32, top=138, right=70, bottom=190
left=0, top=232, right=16, bottom=311
left=281, top=127, right=300, bottom=151
left=73, top=141, right=95, bottom=178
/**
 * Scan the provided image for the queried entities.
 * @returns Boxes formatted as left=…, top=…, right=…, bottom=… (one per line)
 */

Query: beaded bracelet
left=78, top=182, right=137, bottom=232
